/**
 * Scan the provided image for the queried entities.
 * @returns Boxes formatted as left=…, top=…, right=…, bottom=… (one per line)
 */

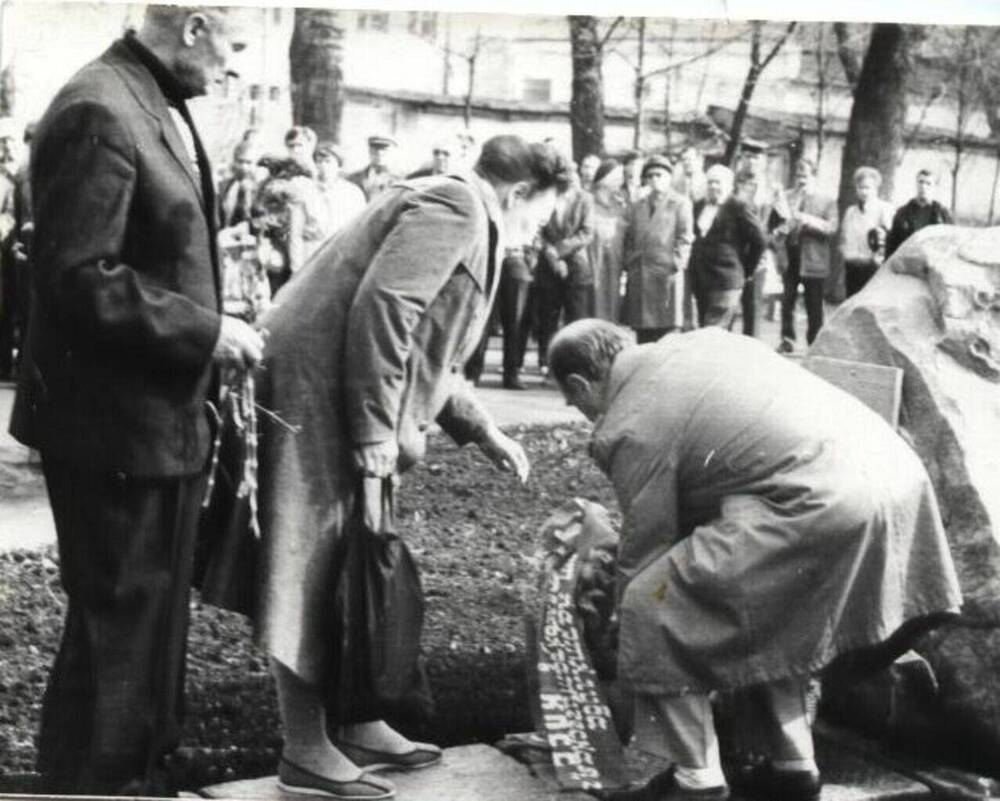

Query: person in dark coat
left=535, top=172, right=596, bottom=367
left=548, top=319, right=961, bottom=801
left=689, top=164, right=765, bottom=329
left=9, top=7, right=263, bottom=794
left=885, top=168, right=952, bottom=258
left=254, top=136, right=570, bottom=800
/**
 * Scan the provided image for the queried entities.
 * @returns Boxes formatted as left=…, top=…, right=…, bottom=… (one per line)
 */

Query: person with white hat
left=347, top=134, right=400, bottom=202
left=314, top=141, right=366, bottom=235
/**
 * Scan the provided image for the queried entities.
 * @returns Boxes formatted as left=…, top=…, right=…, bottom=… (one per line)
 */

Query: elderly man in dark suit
left=9, top=6, right=263, bottom=795
left=689, top=164, right=766, bottom=329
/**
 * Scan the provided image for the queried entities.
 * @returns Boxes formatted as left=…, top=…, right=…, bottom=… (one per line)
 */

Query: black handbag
left=325, top=477, right=434, bottom=724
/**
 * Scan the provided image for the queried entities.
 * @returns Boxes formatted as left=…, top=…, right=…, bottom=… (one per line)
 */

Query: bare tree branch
left=759, top=21, right=797, bottom=70
left=639, top=27, right=751, bottom=80
left=598, top=16, right=626, bottom=50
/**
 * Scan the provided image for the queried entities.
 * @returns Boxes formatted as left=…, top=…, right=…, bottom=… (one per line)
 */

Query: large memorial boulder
left=810, top=224, right=1000, bottom=771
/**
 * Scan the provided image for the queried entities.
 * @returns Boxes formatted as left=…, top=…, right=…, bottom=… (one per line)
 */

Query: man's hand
left=552, top=259, right=569, bottom=280
left=212, top=315, right=264, bottom=369
left=478, top=426, right=530, bottom=483
left=353, top=440, right=400, bottom=478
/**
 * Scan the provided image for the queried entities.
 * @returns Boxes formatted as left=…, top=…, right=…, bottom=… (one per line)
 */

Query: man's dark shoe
left=590, top=768, right=729, bottom=801
left=729, top=760, right=822, bottom=801
left=502, top=374, right=526, bottom=390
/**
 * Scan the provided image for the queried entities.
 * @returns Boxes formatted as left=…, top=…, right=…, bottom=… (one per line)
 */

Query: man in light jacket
left=548, top=319, right=962, bottom=801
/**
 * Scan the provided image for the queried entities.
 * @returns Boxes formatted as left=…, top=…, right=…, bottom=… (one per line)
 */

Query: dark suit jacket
left=537, top=187, right=595, bottom=286
left=10, top=38, right=221, bottom=476
left=885, top=198, right=952, bottom=258
left=689, top=196, right=765, bottom=293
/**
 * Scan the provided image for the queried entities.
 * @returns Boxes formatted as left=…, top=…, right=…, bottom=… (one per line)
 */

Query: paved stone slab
left=198, top=745, right=555, bottom=801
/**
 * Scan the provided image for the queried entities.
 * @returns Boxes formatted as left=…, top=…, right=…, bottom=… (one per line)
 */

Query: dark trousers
left=740, top=272, right=764, bottom=337
left=499, top=268, right=533, bottom=379
left=536, top=279, right=595, bottom=367
left=38, top=458, right=205, bottom=795
left=0, top=253, right=20, bottom=378
left=781, top=248, right=825, bottom=345
left=844, top=258, right=879, bottom=298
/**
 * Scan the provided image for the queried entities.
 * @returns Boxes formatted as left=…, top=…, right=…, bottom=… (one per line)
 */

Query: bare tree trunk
left=289, top=7, right=345, bottom=142
left=462, top=30, right=482, bottom=130
left=568, top=15, right=605, bottom=162
left=724, top=21, right=797, bottom=166
left=633, top=17, right=646, bottom=150
left=951, top=27, right=973, bottom=215
left=833, top=22, right=863, bottom=93
left=815, top=24, right=827, bottom=166
left=838, top=23, right=919, bottom=216
left=663, top=18, right=677, bottom=152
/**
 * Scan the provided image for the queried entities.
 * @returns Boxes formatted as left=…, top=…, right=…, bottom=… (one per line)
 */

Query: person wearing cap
left=621, top=154, right=693, bottom=343
left=348, top=134, right=401, bottom=202
left=588, top=159, right=628, bottom=322
left=315, top=141, right=366, bottom=235
left=535, top=167, right=596, bottom=370
left=689, top=164, right=766, bottom=329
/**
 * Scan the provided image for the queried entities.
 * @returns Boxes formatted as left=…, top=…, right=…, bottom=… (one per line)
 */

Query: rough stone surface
left=810, top=224, right=1000, bottom=773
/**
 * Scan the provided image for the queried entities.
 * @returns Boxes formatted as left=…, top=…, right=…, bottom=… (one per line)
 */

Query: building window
left=523, top=78, right=552, bottom=103
left=357, top=11, right=390, bottom=33
left=407, top=11, right=438, bottom=39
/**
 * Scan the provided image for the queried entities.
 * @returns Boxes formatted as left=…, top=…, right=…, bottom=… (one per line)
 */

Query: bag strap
left=360, top=476, right=394, bottom=534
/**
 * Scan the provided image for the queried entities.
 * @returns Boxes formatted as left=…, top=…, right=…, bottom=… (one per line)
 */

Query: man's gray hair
left=142, top=4, right=231, bottom=35
left=548, top=319, right=633, bottom=384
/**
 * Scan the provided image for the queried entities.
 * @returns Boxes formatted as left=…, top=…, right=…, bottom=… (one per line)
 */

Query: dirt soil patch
left=0, top=423, right=616, bottom=790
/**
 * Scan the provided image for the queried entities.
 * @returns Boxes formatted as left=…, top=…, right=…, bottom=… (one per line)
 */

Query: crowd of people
left=205, top=128, right=954, bottom=391
left=4, top=6, right=966, bottom=801
left=0, top=104, right=956, bottom=384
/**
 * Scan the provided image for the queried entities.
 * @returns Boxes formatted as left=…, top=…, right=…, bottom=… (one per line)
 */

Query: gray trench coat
left=591, top=330, right=962, bottom=695
left=622, top=192, right=694, bottom=330
left=253, top=172, right=502, bottom=683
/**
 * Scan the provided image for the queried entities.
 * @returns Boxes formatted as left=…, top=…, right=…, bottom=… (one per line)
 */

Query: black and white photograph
left=1, top=1, right=999, bottom=799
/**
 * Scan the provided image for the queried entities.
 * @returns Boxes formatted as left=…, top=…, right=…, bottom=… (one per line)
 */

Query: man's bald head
left=137, top=5, right=251, bottom=96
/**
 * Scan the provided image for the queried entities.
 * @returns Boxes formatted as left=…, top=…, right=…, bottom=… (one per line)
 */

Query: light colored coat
left=588, top=188, right=627, bottom=322
left=622, top=191, right=694, bottom=329
left=253, top=172, right=501, bottom=682
left=591, top=330, right=962, bottom=695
